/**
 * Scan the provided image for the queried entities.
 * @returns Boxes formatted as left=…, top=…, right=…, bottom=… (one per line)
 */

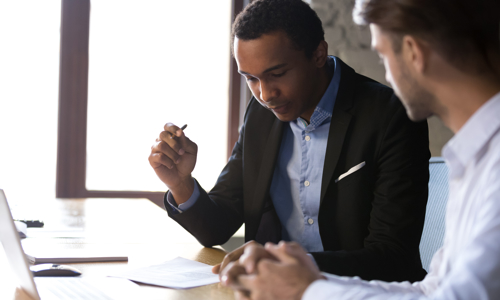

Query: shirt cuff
left=302, top=279, right=335, bottom=300
left=166, top=179, right=200, bottom=213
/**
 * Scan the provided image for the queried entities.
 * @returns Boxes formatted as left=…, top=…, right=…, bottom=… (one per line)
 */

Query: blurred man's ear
left=312, top=40, right=329, bottom=67
left=402, top=35, right=429, bottom=75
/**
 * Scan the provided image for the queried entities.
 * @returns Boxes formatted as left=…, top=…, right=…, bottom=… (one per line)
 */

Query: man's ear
left=312, top=40, right=329, bottom=67
left=402, top=35, right=429, bottom=75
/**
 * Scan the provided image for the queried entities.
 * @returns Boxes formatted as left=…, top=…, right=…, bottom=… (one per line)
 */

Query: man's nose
left=259, top=81, right=278, bottom=103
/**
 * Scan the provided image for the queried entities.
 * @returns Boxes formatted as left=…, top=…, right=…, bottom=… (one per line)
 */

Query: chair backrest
left=419, top=157, right=449, bottom=272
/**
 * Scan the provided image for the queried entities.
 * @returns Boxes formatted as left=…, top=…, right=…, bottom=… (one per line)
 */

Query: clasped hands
left=213, top=241, right=325, bottom=300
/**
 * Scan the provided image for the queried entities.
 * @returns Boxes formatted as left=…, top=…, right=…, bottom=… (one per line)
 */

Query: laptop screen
left=0, top=189, right=40, bottom=300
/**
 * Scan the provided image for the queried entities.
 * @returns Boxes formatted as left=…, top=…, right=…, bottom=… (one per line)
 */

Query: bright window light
left=86, top=1, right=231, bottom=192
left=0, top=2, right=61, bottom=204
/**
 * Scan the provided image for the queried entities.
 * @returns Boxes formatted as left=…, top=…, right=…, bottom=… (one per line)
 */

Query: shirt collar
left=297, top=56, right=341, bottom=131
left=442, top=91, right=500, bottom=177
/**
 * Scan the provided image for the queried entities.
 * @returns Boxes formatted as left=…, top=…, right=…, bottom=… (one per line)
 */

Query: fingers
left=164, top=123, right=185, bottom=138
left=236, top=274, right=256, bottom=295
left=217, top=240, right=259, bottom=277
left=151, top=122, right=196, bottom=170
left=218, top=246, right=245, bottom=276
left=280, top=241, right=314, bottom=265
left=148, top=152, right=173, bottom=170
left=278, top=241, right=306, bottom=257
left=263, top=242, right=321, bottom=276
left=149, top=140, right=182, bottom=169
left=264, top=242, right=300, bottom=265
left=159, top=130, right=185, bottom=155
left=239, top=242, right=275, bottom=274
left=154, top=140, right=181, bottom=161
left=221, top=261, right=249, bottom=290
left=212, top=264, right=221, bottom=274
left=161, top=123, right=197, bottom=155
left=234, top=290, right=251, bottom=300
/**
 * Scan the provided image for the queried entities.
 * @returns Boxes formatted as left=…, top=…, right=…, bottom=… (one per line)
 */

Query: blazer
left=165, top=58, right=430, bottom=282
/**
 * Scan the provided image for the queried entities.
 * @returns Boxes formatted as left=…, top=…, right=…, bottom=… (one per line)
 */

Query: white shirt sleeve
left=302, top=166, right=500, bottom=300
left=302, top=274, right=425, bottom=300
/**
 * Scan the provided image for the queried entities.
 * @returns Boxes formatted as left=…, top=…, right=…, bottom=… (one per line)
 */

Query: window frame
left=56, top=0, right=247, bottom=207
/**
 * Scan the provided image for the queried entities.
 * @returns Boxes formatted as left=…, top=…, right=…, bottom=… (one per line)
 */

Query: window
left=86, top=1, right=230, bottom=192
left=56, top=0, right=247, bottom=207
left=0, top=1, right=61, bottom=205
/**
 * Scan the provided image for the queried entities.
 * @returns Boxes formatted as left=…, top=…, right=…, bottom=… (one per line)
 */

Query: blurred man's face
left=234, top=31, right=326, bottom=122
left=370, top=24, right=435, bottom=121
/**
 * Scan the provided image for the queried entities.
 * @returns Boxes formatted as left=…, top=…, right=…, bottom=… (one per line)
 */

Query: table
left=0, top=198, right=235, bottom=300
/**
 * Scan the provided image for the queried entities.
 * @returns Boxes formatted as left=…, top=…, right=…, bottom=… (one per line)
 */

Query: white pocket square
left=335, top=161, right=366, bottom=183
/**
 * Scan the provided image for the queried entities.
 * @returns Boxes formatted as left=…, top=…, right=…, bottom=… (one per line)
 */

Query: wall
left=308, top=0, right=454, bottom=156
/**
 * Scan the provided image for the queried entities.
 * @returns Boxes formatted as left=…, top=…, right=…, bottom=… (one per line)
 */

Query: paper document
left=110, top=257, right=219, bottom=289
left=35, top=276, right=141, bottom=300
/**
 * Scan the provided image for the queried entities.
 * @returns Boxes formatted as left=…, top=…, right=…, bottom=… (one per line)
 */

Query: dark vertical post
left=227, top=0, right=245, bottom=159
left=56, top=0, right=91, bottom=198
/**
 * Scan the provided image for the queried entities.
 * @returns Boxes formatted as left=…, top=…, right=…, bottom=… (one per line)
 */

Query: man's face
left=370, top=24, right=435, bottom=121
left=234, top=31, right=324, bottom=122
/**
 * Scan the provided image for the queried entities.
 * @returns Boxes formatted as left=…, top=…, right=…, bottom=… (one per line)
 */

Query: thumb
left=212, top=264, right=221, bottom=274
left=283, top=243, right=320, bottom=273
left=264, top=242, right=298, bottom=265
left=282, top=242, right=313, bottom=265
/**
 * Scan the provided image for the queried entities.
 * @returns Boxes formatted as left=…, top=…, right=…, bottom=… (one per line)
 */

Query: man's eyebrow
left=238, top=63, right=288, bottom=76
left=263, top=63, right=288, bottom=73
left=238, top=70, right=251, bottom=75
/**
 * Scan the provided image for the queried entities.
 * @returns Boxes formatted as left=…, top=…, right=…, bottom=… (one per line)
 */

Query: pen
left=169, top=124, right=187, bottom=139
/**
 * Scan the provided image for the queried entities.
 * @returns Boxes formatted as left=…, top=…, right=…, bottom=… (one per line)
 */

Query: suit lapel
left=320, top=58, right=356, bottom=204
left=247, top=118, right=284, bottom=239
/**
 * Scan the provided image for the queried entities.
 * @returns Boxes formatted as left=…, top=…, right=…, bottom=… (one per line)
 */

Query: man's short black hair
left=232, top=0, right=325, bottom=59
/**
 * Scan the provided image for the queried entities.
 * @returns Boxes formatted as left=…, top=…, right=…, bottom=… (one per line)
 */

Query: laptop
left=0, top=189, right=138, bottom=299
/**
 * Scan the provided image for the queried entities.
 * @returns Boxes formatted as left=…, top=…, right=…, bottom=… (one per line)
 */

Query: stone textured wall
left=307, top=0, right=454, bottom=156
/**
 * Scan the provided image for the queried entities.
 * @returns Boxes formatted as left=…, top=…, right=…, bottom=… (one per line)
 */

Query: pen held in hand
left=169, top=124, right=188, bottom=139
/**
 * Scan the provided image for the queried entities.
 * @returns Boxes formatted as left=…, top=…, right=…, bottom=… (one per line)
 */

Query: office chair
left=419, top=157, right=449, bottom=271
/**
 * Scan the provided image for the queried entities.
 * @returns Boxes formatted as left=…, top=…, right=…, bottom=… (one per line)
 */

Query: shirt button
left=304, top=180, right=310, bottom=187
left=308, top=218, right=314, bottom=225
left=305, top=135, right=311, bottom=141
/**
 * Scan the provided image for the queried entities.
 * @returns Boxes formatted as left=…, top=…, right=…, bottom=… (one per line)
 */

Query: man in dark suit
left=149, top=0, right=429, bottom=282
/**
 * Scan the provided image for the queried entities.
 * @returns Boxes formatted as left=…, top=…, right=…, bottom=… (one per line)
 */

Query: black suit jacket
left=165, top=58, right=430, bottom=282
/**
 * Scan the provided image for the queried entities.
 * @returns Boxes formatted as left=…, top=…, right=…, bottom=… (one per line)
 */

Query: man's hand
left=221, top=241, right=324, bottom=300
left=149, top=123, right=198, bottom=204
left=212, top=241, right=275, bottom=276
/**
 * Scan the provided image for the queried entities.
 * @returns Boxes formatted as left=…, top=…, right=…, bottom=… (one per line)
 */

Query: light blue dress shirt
left=269, top=57, right=341, bottom=252
left=167, top=57, right=342, bottom=253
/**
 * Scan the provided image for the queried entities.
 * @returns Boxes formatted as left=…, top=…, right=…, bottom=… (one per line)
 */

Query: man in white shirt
left=220, top=0, right=500, bottom=299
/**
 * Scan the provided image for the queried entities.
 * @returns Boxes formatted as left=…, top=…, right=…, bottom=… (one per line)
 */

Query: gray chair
left=419, top=157, right=449, bottom=272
